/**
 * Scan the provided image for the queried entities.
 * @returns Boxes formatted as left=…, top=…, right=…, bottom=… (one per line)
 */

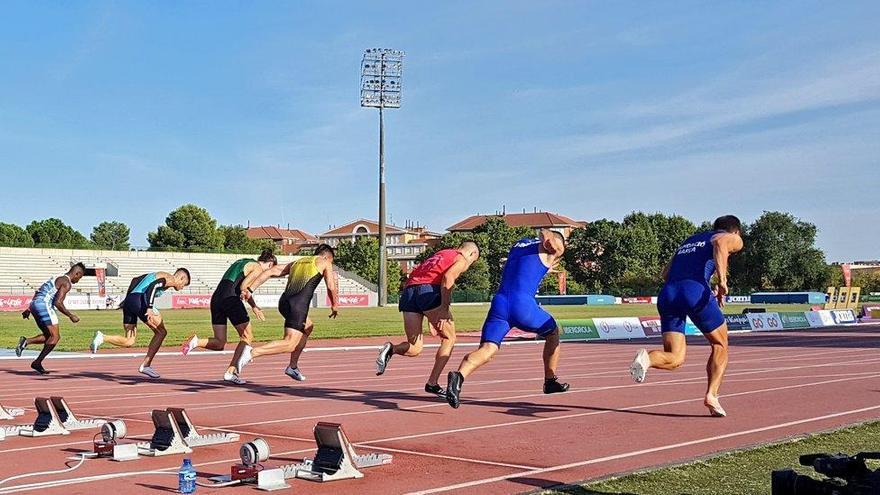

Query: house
left=447, top=210, right=586, bottom=238
left=246, top=226, right=319, bottom=254
left=318, top=219, right=441, bottom=272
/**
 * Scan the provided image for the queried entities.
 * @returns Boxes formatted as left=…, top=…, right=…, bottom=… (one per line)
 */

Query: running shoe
left=284, top=366, right=306, bottom=381
left=630, top=348, right=650, bottom=383
left=446, top=371, right=464, bottom=409
left=425, top=383, right=446, bottom=398
left=90, top=331, right=104, bottom=354
left=182, top=334, right=198, bottom=356
left=15, top=336, right=27, bottom=357
left=375, top=342, right=393, bottom=376
left=706, top=397, right=727, bottom=417
left=223, top=371, right=246, bottom=385
left=138, top=365, right=160, bottom=379
left=30, top=362, right=50, bottom=375
left=237, top=345, right=254, bottom=374
left=543, top=377, right=570, bottom=394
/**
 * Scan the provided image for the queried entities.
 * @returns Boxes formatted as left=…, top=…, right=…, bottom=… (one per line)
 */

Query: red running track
left=1, top=325, right=879, bottom=494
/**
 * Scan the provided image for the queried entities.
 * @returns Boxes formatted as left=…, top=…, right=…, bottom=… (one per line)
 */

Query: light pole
left=361, top=48, right=403, bottom=307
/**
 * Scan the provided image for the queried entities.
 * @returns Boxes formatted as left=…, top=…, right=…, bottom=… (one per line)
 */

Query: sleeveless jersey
left=284, top=256, right=323, bottom=297
left=666, top=231, right=719, bottom=285
left=496, top=238, right=549, bottom=295
left=34, top=274, right=67, bottom=308
left=216, top=258, right=255, bottom=298
left=405, top=249, right=461, bottom=287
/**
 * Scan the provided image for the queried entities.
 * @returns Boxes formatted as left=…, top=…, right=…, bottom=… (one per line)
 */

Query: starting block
left=16, top=396, right=105, bottom=437
left=138, top=408, right=239, bottom=457
left=286, top=422, right=392, bottom=482
left=49, top=396, right=106, bottom=431
left=0, top=404, right=24, bottom=420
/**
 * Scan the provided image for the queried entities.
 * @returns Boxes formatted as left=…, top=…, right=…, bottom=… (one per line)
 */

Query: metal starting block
left=138, top=408, right=239, bottom=457
left=49, top=396, right=107, bottom=431
left=12, top=396, right=106, bottom=437
left=285, top=422, right=393, bottom=482
left=0, top=403, right=24, bottom=420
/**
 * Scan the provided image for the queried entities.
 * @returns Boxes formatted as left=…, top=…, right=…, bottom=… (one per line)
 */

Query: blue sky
left=1, top=1, right=877, bottom=261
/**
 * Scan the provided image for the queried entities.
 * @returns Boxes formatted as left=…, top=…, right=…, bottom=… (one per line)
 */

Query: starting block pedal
left=49, top=396, right=106, bottom=431
left=18, top=397, right=71, bottom=437
left=0, top=404, right=25, bottom=421
left=285, top=422, right=393, bottom=482
left=138, top=408, right=239, bottom=457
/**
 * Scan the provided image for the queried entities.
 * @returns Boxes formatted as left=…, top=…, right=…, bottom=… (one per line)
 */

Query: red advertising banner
left=638, top=316, right=662, bottom=336
left=623, top=296, right=652, bottom=304
left=558, top=271, right=567, bottom=295
left=328, top=294, right=370, bottom=307
left=0, top=295, right=32, bottom=312
left=842, top=264, right=852, bottom=287
left=172, top=294, right=212, bottom=309
left=95, top=268, right=106, bottom=298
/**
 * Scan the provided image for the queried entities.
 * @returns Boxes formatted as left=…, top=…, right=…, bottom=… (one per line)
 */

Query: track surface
left=1, top=325, right=879, bottom=494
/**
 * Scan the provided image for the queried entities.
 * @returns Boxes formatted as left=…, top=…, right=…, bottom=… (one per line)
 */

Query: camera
left=771, top=452, right=880, bottom=494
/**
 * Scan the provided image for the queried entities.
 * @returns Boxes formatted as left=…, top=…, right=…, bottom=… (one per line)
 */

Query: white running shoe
left=285, top=366, right=306, bottom=381
left=90, top=331, right=104, bottom=354
left=182, top=335, right=198, bottom=356
left=237, top=345, right=254, bottom=374
left=706, top=397, right=727, bottom=417
left=223, top=371, right=246, bottom=385
left=630, top=348, right=650, bottom=383
left=138, top=365, right=160, bottom=379
left=376, top=342, right=393, bottom=376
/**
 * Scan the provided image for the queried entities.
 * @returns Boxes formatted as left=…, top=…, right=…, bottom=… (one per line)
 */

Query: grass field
left=545, top=421, right=880, bottom=495
left=0, top=303, right=811, bottom=351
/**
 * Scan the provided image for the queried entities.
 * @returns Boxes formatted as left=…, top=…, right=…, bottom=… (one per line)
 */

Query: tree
left=472, top=217, right=533, bottom=292
left=218, top=224, right=274, bottom=253
left=26, top=218, right=92, bottom=248
left=91, top=221, right=130, bottom=250
left=0, top=222, right=34, bottom=247
left=729, top=211, right=828, bottom=291
left=147, top=204, right=224, bottom=252
left=333, top=236, right=405, bottom=295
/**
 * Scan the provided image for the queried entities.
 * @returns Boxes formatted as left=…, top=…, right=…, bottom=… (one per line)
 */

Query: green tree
left=218, top=224, right=275, bottom=253
left=147, top=204, right=224, bottom=252
left=91, top=221, right=130, bottom=250
left=0, top=222, right=34, bottom=247
left=26, top=218, right=92, bottom=248
left=333, top=236, right=405, bottom=295
left=730, top=211, right=828, bottom=291
left=413, top=232, right=490, bottom=292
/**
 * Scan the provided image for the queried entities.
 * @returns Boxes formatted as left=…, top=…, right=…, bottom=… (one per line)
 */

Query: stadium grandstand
left=0, top=246, right=377, bottom=306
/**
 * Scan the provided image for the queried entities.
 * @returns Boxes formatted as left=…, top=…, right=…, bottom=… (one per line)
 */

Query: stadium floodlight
left=361, top=48, right=404, bottom=307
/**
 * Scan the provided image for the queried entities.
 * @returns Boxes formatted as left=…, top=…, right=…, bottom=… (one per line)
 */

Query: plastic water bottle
left=178, top=458, right=196, bottom=494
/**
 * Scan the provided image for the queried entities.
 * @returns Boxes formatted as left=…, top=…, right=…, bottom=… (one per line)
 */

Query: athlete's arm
left=439, top=256, right=469, bottom=310
left=240, top=263, right=290, bottom=301
left=323, top=262, right=339, bottom=319
left=712, top=234, right=743, bottom=307
left=54, top=278, right=78, bottom=323
left=239, top=262, right=263, bottom=310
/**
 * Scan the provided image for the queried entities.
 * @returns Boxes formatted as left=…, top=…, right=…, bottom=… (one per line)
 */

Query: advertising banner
left=329, top=294, right=370, bottom=307
left=638, top=316, right=662, bottom=337
left=560, top=319, right=601, bottom=341
left=593, top=317, right=643, bottom=340
left=779, top=312, right=810, bottom=329
left=805, top=311, right=825, bottom=327
left=747, top=312, right=783, bottom=332
left=95, top=268, right=106, bottom=298
left=725, top=295, right=751, bottom=304
left=816, top=310, right=836, bottom=326
left=622, top=296, right=652, bottom=304
left=0, top=295, right=32, bottom=312
left=724, top=314, right=751, bottom=331
left=831, top=309, right=856, bottom=324
left=172, top=294, right=212, bottom=309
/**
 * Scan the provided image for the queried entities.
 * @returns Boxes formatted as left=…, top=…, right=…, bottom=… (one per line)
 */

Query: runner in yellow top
left=236, top=244, right=339, bottom=380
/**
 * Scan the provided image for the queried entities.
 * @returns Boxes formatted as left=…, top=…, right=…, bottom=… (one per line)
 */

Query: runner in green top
left=181, top=248, right=278, bottom=384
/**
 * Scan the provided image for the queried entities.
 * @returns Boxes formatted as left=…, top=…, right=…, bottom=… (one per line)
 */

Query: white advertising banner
left=747, top=312, right=783, bottom=332
left=593, top=317, right=643, bottom=340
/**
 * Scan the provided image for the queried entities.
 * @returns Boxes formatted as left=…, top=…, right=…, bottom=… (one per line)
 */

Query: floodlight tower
left=361, top=48, right=403, bottom=307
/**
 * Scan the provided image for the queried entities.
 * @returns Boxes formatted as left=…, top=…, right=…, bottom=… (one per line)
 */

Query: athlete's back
left=497, top=238, right=549, bottom=295
left=666, top=231, right=718, bottom=286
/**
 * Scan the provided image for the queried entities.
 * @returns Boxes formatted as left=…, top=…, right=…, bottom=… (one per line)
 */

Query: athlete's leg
left=703, top=322, right=729, bottom=409
left=542, top=327, right=562, bottom=379
left=142, top=317, right=168, bottom=368
left=227, top=322, right=253, bottom=375
left=25, top=332, right=48, bottom=346
left=198, top=325, right=229, bottom=351
left=648, top=332, right=687, bottom=370
left=288, top=318, right=313, bottom=368
left=426, top=313, right=455, bottom=386
left=31, top=323, right=60, bottom=372
left=251, top=327, right=305, bottom=358
left=458, top=341, right=499, bottom=378
left=394, top=312, right=425, bottom=357
left=103, top=324, right=139, bottom=347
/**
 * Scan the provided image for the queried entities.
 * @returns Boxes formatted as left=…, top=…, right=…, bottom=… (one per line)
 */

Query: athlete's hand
left=240, top=288, right=252, bottom=302
left=715, top=282, right=728, bottom=308
left=69, top=314, right=80, bottom=323
left=146, top=311, right=161, bottom=327
left=21, top=309, right=30, bottom=320
left=252, top=307, right=265, bottom=321
left=328, top=307, right=339, bottom=319
left=431, top=307, right=453, bottom=338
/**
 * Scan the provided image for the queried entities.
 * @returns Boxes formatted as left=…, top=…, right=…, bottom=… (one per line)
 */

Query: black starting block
left=3, top=397, right=107, bottom=438
left=138, top=407, right=239, bottom=457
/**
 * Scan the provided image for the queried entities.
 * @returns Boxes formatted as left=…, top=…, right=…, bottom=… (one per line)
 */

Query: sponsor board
left=622, top=296, right=652, bottom=304
left=328, top=294, right=370, bottom=307
left=831, top=309, right=856, bottom=324
left=726, top=295, right=751, bottom=304
left=593, top=317, right=643, bottom=340
left=816, top=310, right=836, bottom=326
left=779, top=312, right=810, bottom=329
left=172, top=294, right=212, bottom=309
left=638, top=316, right=662, bottom=337
left=724, top=314, right=751, bottom=331
left=559, top=319, right=601, bottom=340
left=748, top=312, right=783, bottom=332
left=0, top=295, right=32, bottom=311
left=805, top=311, right=825, bottom=327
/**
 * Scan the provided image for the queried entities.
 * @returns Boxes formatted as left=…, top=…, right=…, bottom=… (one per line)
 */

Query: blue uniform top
left=33, top=274, right=67, bottom=309
left=128, top=272, right=167, bottom=308
left=666, top=231, right=719, bottom=285
left=497, top=238, right=549, bottom=295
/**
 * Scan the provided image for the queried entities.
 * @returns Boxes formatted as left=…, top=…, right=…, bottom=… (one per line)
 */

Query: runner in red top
left=375, top=241, right=480, bottom=397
